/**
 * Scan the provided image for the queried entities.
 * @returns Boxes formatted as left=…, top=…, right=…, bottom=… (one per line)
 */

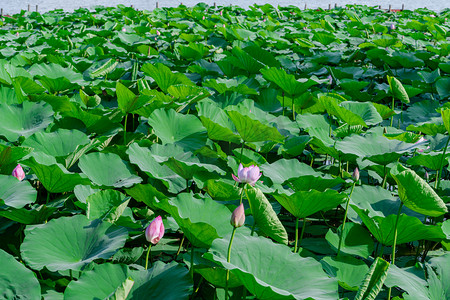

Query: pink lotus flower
left=156, top=30, right=161, bottom=36
left=232, top=163, right=261, bottom=186
left=416, top=137, right=429, bottom=153
left=230, top=203, right=245, bottom=228
left=12, top=164, right=25, bottom=181
left=121, top=28, right=126, bottom=32
left=389, top=23, right=396, bottom=30
left=145, top=216, right=164, bottom=245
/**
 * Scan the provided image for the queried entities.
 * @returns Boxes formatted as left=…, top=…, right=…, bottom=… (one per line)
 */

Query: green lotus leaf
left=325, top=223, right=375, bottom=259
left=384, top=264, right=429, bottom=299
left=0, top=101, right=54, bottom=142
left=86, top=189, right=130, bottom=223
left=390, top=164, right=448, bottom=217
left=65, top=261, right=191, bottom=300
left=22, top=129, right=89, bottom=158
left=204, top=233, right=338, bottom=300
left=321, top=255, right=369, bottom=291
left=246, top=186, right=289, bottom=245
left=21, top=215, right=128, bottom=271
left=335, top=134, right=418, bottom=165
left=148, top=108, right=207, bottom=151
left=274, top=189, right=346, bottom=219
left=141, top=63, right=193, bottom=93
left=155, top=193, right=238, bottom=248
left=0, top=174, right=36, bottom=208
left=22, top=155, right=91, bottom=193
left=407, top=152, right=449, bottom=170
left=127, top=143, right=185, bottom=193
left=352, top=206, right=445, bottom=246
left=116, top=82, right=154, bottom=114
left=227, top=110, right=285, bottom=143
left=387, top=76, right=409, bottom=104
left=0, top=144, right=33, bottom=167
left=0, top=249, right=41, bottom=299
left=79, top=152, right=142, bottom=188
left=354, top=257, right=390, bottom=300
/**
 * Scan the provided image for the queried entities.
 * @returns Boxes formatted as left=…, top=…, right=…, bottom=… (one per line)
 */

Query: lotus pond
left=0, top=3, right=450, bottom=300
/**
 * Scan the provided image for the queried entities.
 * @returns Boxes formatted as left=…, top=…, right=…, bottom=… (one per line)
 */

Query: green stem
left=124, top=113, right=128, bottom=146
left=436, top=135, right=450, bottom=189
left=46, top=192, right=50, bottom=204
left=297, top=218, right=307, bottom=253
left=145, top=244, right=152, bottom=270
left=381, top=165, right=388, bottom=189
left=69, top=269, right=73, bottom=281
left=292, top=102, right=295, bottom=121
left=239, top=184, right=245, bottom=205
left=282, top=92, right=285, bottom=116
left=294, top=218, right=299, bottom=253
left=238, top=141, right=245, bottom=165
left=337, top=182, right=356, bottom=256
left=434, top=170, right=439, bottom=189
left=250, top=223, right=256, bottom=236
left=190, top=246, right=195, bottom=279
left=390, top=96, right=395, bottom=127
left=225, top=227, right=238, bottom=300
left=176, top=235, right=185, bottom=258
left=387, top=202, right=404, bottom=299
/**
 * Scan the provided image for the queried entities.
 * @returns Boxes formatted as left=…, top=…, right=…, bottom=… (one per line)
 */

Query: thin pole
left=36, top=5, right=38, bottom=11
left=28, top=4, right=30, bottom=11
left=156, top=2, right=159, bottom=8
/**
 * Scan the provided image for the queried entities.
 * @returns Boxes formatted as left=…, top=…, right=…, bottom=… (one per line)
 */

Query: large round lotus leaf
left=204, top=233, right=338, bottom=300
left=155, top=192, right=239, bottom=248
left=79, top=152, right=142, bottom=188
left=22, top=129, right=89, bottom=157
left=391, top=164, right=448, bottom=217
left=0, top=101, right=54, bottom=141
left=0, top=249, right=41, bottom=300
left=128, top=261, right=192, bottom=299
left=321, top=255, right=369, bottom=291
left=325, top=223, right=375, bottom=258
left=226, top=110, right=285, bottom=143
left=0, top=174, right=36, bottom=208
left=352, top=206, right=445, bottom=246
left=21, top=215, right=128, bottom=271
left=65, top=262, right=191, bottom=300
left=335, top=134, right=418, bottom=165
left=21, top=156, right=91, bottom=193
left=274, top=189, right=347, bottom=219
left=127, top=143, right=185, bottom=193
left=147, top=108, right=207, bottom=151
left=64, top=263, right=129, bottom=300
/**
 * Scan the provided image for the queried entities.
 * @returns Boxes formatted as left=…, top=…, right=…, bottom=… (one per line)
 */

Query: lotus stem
left=436, top=135, right=450, bottom=189
left=387, top=202, right=403, bottom=299
left=390, top=96, right=395, bottom=127
left=239, top=184, right=245, bottom=205
left=239, top=141, right=245, bottom=165
left=145, top=244, right=152, bottom=269
left=381, top=165, right=388, bottom=189
left=124, top=113, right=128, bottom=146
left=190, top=246, right=195, bottom=279
left=294, top=218, right=299, bottom=253
left=176, top=234, right=185, bottom=257
left=297, top=218, right=307, bottom=253
left=225, top=227, right=237, bottom=300
left=337, top=182, right=356, bottom=256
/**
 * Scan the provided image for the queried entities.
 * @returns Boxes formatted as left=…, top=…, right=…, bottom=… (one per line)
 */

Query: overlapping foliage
left=0, top=3, right=449, bottom=299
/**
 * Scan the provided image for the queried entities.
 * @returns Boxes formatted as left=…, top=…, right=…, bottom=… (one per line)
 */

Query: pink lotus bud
left=389, top=23, right=396, bottom=30
left=202, top=16, right=205, bottom=20
left=220, top=10, right=223, bottom=16
left=145, top=215, right=164, bottom=245
left=232, top=163, right=262, bottom=186
left=12, top=164, right=25, bottom=181
left=327, top=75, right=332, bottom=85
left=121, top=28, right=126, bottom=32
left=156, top=30, right=161, bottom=36
left=425, top=171, right=429, bottom=181
left=15, top=32, right=19, bottom=37
left=230, top=203, right=245, bottom=228
left=222, top=24, right=225, bottom=27
left=352, top=167, right=360, bottom=182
